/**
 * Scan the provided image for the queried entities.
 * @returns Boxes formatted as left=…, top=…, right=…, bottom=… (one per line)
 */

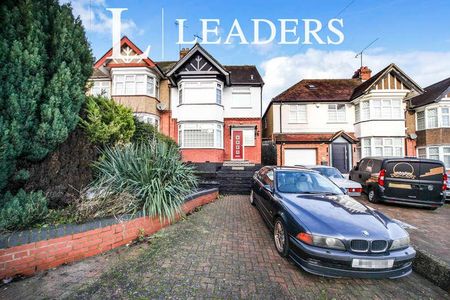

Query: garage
left=284, top=149, right=317, bottom=166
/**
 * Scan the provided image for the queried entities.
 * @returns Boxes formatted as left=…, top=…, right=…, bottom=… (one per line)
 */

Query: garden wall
left=0, top=188, right=218, bottom=279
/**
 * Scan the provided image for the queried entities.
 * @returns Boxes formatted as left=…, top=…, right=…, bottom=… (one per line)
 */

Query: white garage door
left=284, top=149, right=317, bottom=166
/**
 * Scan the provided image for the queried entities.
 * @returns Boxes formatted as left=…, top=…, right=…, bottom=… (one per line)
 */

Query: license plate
left=351, top=259, right=394, bottom=269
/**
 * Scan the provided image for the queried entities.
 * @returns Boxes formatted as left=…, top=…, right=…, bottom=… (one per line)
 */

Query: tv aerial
left=355, top=38, right=379, bottom=68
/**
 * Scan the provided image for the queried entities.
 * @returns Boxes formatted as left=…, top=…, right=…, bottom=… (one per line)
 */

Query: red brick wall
left=224, top=118, right=262, bottom=164
left=0, top=191, right=218, bottom=280
left=181, top=149, right=224, bottom=163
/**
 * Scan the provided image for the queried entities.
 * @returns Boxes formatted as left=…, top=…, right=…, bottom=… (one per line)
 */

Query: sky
left=64, top=0, right=450, bottom=107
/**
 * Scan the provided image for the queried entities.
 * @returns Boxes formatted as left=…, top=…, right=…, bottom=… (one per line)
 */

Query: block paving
left=0, top=195, right=447, bottom=299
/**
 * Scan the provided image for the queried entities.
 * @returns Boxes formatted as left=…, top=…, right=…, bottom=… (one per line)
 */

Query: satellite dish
left=409, top=133, right=417, bottom=140
left=156, top=103, right=167, bottom=111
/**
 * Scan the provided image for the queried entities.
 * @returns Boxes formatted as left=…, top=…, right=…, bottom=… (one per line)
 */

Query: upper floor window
left=355, top=103, right=360, bottom=122
left=179, top=81, right=223, bottom=105
left=91, top=81, right=110, bottom=98
left=216, top=83, right=222, bottom=105
left=288, top=105, right=307, bottom=123
left=231, top=87, right=251, bottom=108
left=328, top=104, right=346, bottom=122
left=357, top=99, right=402, bottom=121
left=114, top=74, right=157, bottom=97
left=427, top=108, right=438, bottom=128
left=417, top=107, right=450, bottom=130
left=417, top=111, right=425, bottom=130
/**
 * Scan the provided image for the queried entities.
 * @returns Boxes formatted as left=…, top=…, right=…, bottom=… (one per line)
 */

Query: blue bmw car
left=250, top=166, right=415, bottom=279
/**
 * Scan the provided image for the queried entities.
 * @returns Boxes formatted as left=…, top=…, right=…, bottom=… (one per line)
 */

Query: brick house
left=89, top=37, right=264, bottom=164
left=262, top=64, right=423, bottom=172
left=406, top=76, right=450, bottom=169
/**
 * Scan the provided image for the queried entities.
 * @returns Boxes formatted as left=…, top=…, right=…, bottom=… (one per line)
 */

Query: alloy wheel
left=274, top=221, right=285, bottom=253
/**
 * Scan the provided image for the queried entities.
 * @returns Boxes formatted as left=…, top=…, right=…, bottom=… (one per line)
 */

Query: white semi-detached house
left=263, top=64, right=423, bottom=172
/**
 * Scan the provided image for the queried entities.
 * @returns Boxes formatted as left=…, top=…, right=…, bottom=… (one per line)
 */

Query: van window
left=365, top=159, right=375, bottom=173
left=359, top=159, right=368, bottom=171
left=419, top=162, right=445, bottom=182
left=385, top=161, right=419, bottom=180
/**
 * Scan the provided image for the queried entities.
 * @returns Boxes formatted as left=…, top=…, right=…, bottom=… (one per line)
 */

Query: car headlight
left=389, top=236, right=410, bottom=250
left=296, top=232, right=346, bottom=250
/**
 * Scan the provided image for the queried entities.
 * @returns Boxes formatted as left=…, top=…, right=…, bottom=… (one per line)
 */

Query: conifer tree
left=0, top=0, right=93, bottom=191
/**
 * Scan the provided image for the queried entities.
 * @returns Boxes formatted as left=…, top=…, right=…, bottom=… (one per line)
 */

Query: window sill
left=231, top=106, right=252, bottom=109
left=180, top=147, right=224, bottom=150
left=327, top=121, right=347, bottom=124
left=112, top=94, right=158, bottom=99
left=287, top=122, right=308, bottom=124
left=177, top=103, right=224, bottom=108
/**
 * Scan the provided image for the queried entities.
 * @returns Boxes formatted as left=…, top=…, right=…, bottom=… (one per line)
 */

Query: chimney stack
left=352, top=66, right=372, bottom=81
left=179, top=48, right=190, bottom=59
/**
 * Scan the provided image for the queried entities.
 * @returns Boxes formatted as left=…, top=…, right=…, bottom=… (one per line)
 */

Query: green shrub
left=84, top=141, right=197, bottom=220
left=80, top=96, right=135, bottom=145
left=132, top=119, right=178, bottom=148
left=0, top=189, right=48, bottom=231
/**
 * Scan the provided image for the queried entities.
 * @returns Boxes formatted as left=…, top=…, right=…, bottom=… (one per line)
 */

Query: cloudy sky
left=63, top=0, right=450, bottom=108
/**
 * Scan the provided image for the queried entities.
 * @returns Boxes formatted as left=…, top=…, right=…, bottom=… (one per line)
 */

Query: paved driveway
left=0, top=195, right=447, bottom=299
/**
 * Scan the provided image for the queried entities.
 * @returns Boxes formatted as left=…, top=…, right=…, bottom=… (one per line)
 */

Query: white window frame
left=134, top=113, right=160, bottom=131
left=327, top=103, right=346, bottom=122
left=416, top=110, right=425, bottom=131
left=427, top=108, right=438, bottom=129
left=243, top=128, right=256, bottom=146
left=216, top=83, right=223, bottom=105
left=113, top=74, right=158, bottom=97
left=231, top=87, right=252, bottom=108
left=360, top=137, right=404, bottom=158
left=417, top=145, right=450, bottom=169
left=288, top=104, right=307, bottom=123
left=178, top=122, right=223, bottom=149
left=91, top=80, right=111, bottom=98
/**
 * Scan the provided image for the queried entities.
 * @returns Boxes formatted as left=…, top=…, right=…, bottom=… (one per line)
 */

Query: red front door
left=232, top=130, right=243, bottom=160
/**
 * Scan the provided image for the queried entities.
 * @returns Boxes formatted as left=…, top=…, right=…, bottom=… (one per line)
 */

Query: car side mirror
left=340, top=187, right=348, bottom=195
left=263, top=185, right=273, bottom=193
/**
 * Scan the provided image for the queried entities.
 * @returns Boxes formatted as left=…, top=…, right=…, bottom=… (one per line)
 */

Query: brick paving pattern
left=1, top=195, right=448, bottom=299
left=355, top=196, right=450, bottom=266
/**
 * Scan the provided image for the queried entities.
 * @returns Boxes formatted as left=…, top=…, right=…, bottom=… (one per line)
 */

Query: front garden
left=0, top=0, right=198, bottom=235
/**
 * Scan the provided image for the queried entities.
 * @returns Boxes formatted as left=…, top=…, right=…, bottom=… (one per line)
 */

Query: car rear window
left=385, top=161, right=419, bottom=180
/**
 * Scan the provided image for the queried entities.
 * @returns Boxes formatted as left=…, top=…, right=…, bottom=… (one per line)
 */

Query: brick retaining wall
left=0, top=188, right=218, bottom=279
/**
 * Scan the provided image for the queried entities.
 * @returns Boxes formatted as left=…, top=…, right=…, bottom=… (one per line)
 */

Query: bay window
left=178, top=123, right=223, bottom=148
left=357, top=99, right=402, bottom=121
left=417, top=146, right=450, bottom=169
left=427, top=108, right=438, bottom=128
left=134, top=113, right=160, bottom=131
left=417, top=111, right=425, bottom=130
left=417, top=107, right=450, bottom=130
left=288, top=105, right=307, bottom=123
left=216, top=83, right=222, bottom=105
left=91, top=81, right=110, bottom=98
left=114, top=74, right=158, bottom=97
left=355, top=103, right=360, bottom=122
left=360, top=137, right=404, bottom=158
left=328, top=104, right=346, bottom=122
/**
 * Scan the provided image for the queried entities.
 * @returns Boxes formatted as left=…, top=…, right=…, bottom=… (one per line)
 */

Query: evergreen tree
left=0, top=0, right=93, bottom=191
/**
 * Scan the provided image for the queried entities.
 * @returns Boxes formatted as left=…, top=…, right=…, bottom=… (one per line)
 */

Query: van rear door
left=383, top=160, right=421, bottom=201
left=418, top=161, right=445, bottom=203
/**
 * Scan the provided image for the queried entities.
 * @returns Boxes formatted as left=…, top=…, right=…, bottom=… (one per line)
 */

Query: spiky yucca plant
left=89, top=140, right=198, bottom=220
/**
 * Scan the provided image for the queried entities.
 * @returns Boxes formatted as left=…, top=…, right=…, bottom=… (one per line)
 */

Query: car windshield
left=276, top=171, right=343, bottom=194
left=312, top=167, right=344, bottom=179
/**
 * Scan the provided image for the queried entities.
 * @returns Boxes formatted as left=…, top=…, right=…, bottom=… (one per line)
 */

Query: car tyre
left=273, top=218, right=289, bottom=257
left=368, top=187, right=380, bottom=203
left=250, top=190, right=256, bottom=206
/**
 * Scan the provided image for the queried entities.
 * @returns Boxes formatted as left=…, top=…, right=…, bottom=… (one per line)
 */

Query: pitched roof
left=91, top=68, right=109, bottom=79
left=273, top=79, right=361, bottom=103
left=223, top=65, right=264, bottom=85
left=409, top=76, right=450, bottom=108
left=156, top=61, right=177, bottom=74
left=93, top=36, right=157, bottom=69
left=350, top=63, right=423, bottom=100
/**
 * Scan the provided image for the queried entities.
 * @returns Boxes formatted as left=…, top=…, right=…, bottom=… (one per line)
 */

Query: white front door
left=284, top=149, right=317, bottom=166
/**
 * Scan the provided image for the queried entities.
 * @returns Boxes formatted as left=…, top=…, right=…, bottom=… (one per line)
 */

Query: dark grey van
left=349, top=157, right=447, bottom=209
